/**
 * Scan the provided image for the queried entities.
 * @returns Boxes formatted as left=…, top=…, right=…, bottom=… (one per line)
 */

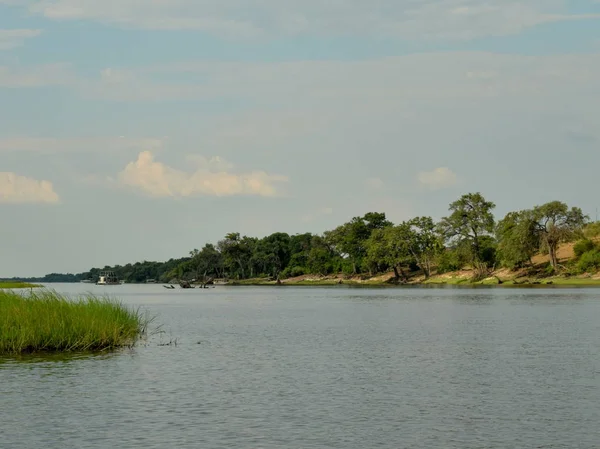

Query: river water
left=1, top=284, right=600, bottom=448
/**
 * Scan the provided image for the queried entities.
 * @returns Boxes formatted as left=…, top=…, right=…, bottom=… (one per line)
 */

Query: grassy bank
left=0, top=282, right=41, bottom=289
left=0, top=290, right=149, bottom=355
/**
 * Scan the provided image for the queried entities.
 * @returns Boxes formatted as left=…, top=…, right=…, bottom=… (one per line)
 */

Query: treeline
left=10, top=193, right=600, bottom=284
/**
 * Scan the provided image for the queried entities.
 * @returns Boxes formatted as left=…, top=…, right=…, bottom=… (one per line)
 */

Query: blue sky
left=1, top=0, right=600, bottom=276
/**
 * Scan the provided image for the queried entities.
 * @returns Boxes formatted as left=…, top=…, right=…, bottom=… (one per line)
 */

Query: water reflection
left=0, top=350, right=123, bottom=366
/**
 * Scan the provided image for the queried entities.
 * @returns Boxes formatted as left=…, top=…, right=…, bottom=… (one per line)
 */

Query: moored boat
left=96, top=271, right=121, bottom=285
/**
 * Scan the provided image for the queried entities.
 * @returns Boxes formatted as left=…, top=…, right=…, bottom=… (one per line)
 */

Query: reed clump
left=0, top=282, right=41, bottom=289
left=0, top=290, right=149, bottom=355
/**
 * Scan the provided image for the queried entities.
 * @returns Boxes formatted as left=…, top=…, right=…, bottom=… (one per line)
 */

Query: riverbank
left=227, top=270, right=600, bottom=287
left=0, top=282, right=41, bottom=289
left=0, top=290, right=149, bottom=355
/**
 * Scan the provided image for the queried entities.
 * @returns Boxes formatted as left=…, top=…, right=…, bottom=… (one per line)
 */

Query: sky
left=1, top=1, right=600, bottom=276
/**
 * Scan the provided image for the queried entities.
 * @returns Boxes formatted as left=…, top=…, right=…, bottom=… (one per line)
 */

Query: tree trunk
left=548, top=245, right=558, bottom=271
left=393, top=266, right=400, bottom=279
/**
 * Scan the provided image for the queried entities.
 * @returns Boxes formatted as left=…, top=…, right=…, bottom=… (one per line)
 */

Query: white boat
left=96, top=271, right=121, bottom=285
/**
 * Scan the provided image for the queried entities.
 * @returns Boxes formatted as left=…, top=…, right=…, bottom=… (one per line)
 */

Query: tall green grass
left=0, top=282, right=41, bottom=289
left=0, top=290, right=150, bottom=355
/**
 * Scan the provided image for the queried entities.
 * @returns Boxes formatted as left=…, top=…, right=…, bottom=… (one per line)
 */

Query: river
left=1, top=284, right=600, bottom=448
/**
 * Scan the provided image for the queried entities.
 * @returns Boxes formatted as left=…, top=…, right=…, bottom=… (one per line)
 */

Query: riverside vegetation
left=0, top=282, right=41, bottom=289
left=5, top=193, right=600, bottom=286
left=0, top=290, right=149, bottom=355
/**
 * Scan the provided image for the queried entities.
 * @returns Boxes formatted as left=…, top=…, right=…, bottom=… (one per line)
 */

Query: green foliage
left=326, top=212, right=391, bottom=273
left=496, top=210, right=540, bottom=269
left=0, top=290, right=148, bottom=354
left=363, top=216, right=443, bottom=279
left=366, top=225, right=414, bottom=279
left=576, top=250, right=600, bottom=273
left=285, top=266, right=305, bottom=278
left=406, top=217, right=443, bottom=278
left=583, top=222, right=600, bottom=239
left=306, top=244, right=338, bottom=276
left=439, top=192, right=496, bottom=264
left=436, top=249, right=466, bottom=274
left=477, top=235, right=498, bottom=266
left=533, top=201, right=587, bottom=271
left=544, top=263, right=555, bottom=276
left=574, top=239, right=596, bottom=258
left=0, top=282, right=41, bottom=289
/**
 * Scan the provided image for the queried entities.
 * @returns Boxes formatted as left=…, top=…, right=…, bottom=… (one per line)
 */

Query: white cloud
left=417, top=167, right=459, bottom=190
left=118, top=151, right=288, bottom=198
left=0, top=172, right=60, bottom=204
left=0, top=29, right=42, bottom=50
left=13, top=0, right=600, bottom=40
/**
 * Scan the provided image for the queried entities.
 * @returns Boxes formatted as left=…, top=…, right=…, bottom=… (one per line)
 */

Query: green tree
left=217, top=233, right=256, bottom=279
left=366, top=225, right=413, bottom=280
left=306, top=236, right=339, bottom=276
left=439, top=192, right=496, bottom=265
left=406, top=217, right=442, bottom=278
left=532, top=201, right=587, bottom=271
left=254, top=233, right=291, bottom=277
left=496, top=210, right=540, bottom=269
left=326, top=212, right=391, bottom=274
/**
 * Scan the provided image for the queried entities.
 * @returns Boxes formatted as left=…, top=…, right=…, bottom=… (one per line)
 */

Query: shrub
left=544, top=263, right=556, bottom=276
left=574, top=239, right=596, bottom=258
left=576, top=249, right=600, bottom=274
left=281, top=266, right=305, bottom=279
left=436, top=249, right=464, bottom=274
left=584, top=222, right=600, bottom=239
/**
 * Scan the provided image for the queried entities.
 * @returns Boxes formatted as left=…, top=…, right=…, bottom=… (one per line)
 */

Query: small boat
left=96, top=271, right=121, bottom=286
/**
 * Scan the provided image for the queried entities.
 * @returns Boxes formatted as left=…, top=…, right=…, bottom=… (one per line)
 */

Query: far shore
left=223, top=271, right=600, bottom=288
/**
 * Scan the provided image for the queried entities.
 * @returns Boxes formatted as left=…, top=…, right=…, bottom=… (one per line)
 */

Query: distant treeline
left=6, top=192, right=600, bottom=284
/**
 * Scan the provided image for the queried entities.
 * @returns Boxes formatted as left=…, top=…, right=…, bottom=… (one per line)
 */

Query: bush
left=544, top=263, right=555, bottom=276
left=574, top=239, right=596, bottom=258
left=576, top=249, right=600, bottom=274
left=281, top=266, right=305, bottom=279
left=436, top=249, right=464, bottom=274
left=584, top=222, right=600, bottom=239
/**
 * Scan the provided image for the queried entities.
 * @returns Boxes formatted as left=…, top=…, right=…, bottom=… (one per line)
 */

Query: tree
left=254, top=233, right=291, bottom=277
left=306, top=235, right=339, bottom=276
left=366, top=225, right=413, bottom=280
left=189, top=244, right=224, bottom=280
left=496, top=210, right=540, bottom=269
left=406, top=217, right=442, bottom=278
left=439, top=192, right=496, bottom=265
left=217, top=233, right=256, bottom=279
left=327, top=212, right=391, bottom=274
left=532, top=201, right=587, bottom=271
